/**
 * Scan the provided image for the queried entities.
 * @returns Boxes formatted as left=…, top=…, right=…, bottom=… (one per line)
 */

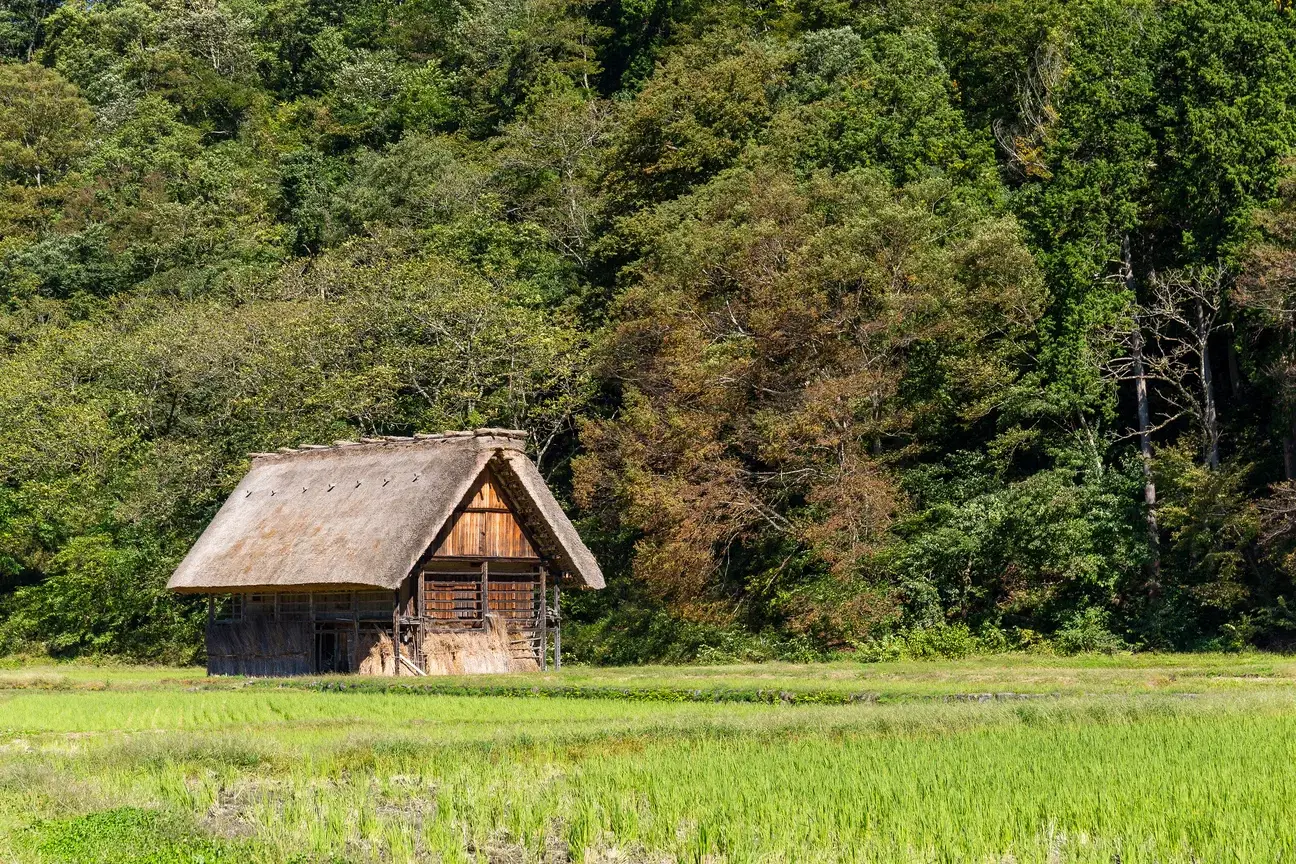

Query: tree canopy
left=1, top=0, right=1295, bottom=660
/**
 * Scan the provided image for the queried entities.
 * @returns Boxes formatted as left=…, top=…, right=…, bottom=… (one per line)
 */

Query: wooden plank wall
left=207, top=618, right=311, bottom=676
left=433, top=470, right=539, bottom=559
left=420, top=561, right=544, bottom=662
left=421, top=565, right=483, bottom=627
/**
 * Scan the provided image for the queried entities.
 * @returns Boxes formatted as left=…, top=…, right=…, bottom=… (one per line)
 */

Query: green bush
left=1053, top=608, right=1129, bottom=655
left=852, top=622, right=1017, bottom=662
left=564, top=602, right=830, bottom=665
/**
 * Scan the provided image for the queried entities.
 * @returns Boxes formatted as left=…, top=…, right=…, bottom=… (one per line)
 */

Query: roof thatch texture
left=167, top=430, right=604, bottom=593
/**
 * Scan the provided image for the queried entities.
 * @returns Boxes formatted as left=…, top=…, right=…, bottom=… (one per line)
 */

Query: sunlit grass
left=3, top=657, right=1296, bottom=862
left=7, top=651, right=1296, bottom=697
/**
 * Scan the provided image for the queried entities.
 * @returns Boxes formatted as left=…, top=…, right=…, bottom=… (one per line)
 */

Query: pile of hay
left=357, top=616, right=539, bottom=675
left=421, top=615, right=538, bottom=675
left=357, top=628, right=396, bottom=675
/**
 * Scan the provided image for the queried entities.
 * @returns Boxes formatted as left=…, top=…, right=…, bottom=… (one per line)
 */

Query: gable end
left=432, top=468, right=540, bottom=559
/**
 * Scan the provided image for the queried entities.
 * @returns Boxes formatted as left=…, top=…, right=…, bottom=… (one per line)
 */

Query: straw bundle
left=421, top=615, right=537, bottom=675
left=358, top=628, right=397, bottom=675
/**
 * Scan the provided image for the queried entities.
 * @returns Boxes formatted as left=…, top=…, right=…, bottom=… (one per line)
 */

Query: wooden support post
left=393, top=590, right=401, bottom=678
left=553, top=581, right=561, bottom=672
left=205, top=595, right=216, bottom=676
left=273, top=592, right=279, bottom=622
left=351, top=591, right=359, bottom=674
left=539, top=567, right=548, bottom=671
left=480, top=560, right=490, bottom=626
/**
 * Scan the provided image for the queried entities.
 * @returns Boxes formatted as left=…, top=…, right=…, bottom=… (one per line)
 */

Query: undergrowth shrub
left=1053, top=607, right=1130, bottom=655
left=852, top=623, right=1046, bottom=662
left=565, top=611, right=829, bottom=664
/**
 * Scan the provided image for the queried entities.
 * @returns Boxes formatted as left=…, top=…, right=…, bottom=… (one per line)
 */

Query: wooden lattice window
left=277, top=593, right=311, bottom=619
left=357, top=591, right=393, bottom=620
left=312, top=592, right=353, bottom=616
left=246, top=593, right=274, bottom=617
left=213, top=594, right=243, bottom=622
left=422, top=566, right=483, bottom=627
left=487, top=576, right=541, bottom=622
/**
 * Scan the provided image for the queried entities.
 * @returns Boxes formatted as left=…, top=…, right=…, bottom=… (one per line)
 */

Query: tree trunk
left=1197, top=301, right=1220, bottom=470
left=1227, top=339, right=1242, bottom=397
left=1131, top=322, right=1162, bottom=592
left=1124, top=236, right=1160, bottom=592
left=1286, top=417, right=1296, bottom=480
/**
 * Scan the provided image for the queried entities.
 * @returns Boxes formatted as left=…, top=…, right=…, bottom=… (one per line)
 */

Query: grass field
left=2, top=655, right=1295, bottom=863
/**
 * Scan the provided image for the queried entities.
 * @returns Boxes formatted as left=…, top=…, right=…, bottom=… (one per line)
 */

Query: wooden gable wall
left=433, top=468, right=539, bottom=559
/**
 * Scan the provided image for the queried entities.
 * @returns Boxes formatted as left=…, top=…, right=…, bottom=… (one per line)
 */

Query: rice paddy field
left=2, top=654, right=1296, bottom=863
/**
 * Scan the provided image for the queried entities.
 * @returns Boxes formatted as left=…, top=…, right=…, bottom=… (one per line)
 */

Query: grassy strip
left=7, top=654, right=1296, bottom=701
left=20, top=808, right=247, bottom=864
left=258, top=678, right=1063, bottom=704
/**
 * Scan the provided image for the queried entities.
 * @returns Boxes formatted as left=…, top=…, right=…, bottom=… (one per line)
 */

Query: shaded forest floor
left=2, top=656, right=1295, bottom=861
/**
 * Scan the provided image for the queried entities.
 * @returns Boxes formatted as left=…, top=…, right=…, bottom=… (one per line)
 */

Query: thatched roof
left=167, top=430, right=604, bottom=593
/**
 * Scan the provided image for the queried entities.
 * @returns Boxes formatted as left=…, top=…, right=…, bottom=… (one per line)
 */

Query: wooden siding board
left=433, top=469, right=539, bottom=559
left=206, top=618, right=311, bottom=676
left=419, top=561, right=543, bottom=662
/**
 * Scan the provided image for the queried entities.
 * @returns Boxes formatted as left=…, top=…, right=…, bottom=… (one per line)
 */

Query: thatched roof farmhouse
left=169, top=429, right=602, bottom=676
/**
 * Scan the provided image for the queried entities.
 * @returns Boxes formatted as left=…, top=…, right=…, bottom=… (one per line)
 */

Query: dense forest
left=0, top=0, right=1295, bottom=663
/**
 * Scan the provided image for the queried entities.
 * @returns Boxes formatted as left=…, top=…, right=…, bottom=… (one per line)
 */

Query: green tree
left=0, top=0, right=60, bottom=62
left=577, top=165, right=1041, bottom=640
left=0, top=62, right=92, bottom=189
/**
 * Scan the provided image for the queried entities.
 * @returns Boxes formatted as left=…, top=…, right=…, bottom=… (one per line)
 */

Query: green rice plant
left=5, top=661, right=1296, bottom=862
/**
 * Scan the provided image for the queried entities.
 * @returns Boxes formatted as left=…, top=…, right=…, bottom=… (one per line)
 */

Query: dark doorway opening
left=314, top=624, right=351, bottom=673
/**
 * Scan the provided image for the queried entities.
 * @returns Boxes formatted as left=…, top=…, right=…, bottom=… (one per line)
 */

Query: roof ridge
left=248, top=428, right=527, bottom=460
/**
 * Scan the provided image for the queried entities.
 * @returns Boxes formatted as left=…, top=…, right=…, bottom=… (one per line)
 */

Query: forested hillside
left=1, top=0, right=1294, bottom=662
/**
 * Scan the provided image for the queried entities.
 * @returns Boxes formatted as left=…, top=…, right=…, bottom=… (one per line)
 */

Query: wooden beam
left=553, top=582, right=561, bottom=672
left=539, top=567, right=548, bottom=671
left=393, top=590, right=400, bottom=677
left=480, top=560, right=489, bottom=623
left=424, top=555, right=545, bottom=563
